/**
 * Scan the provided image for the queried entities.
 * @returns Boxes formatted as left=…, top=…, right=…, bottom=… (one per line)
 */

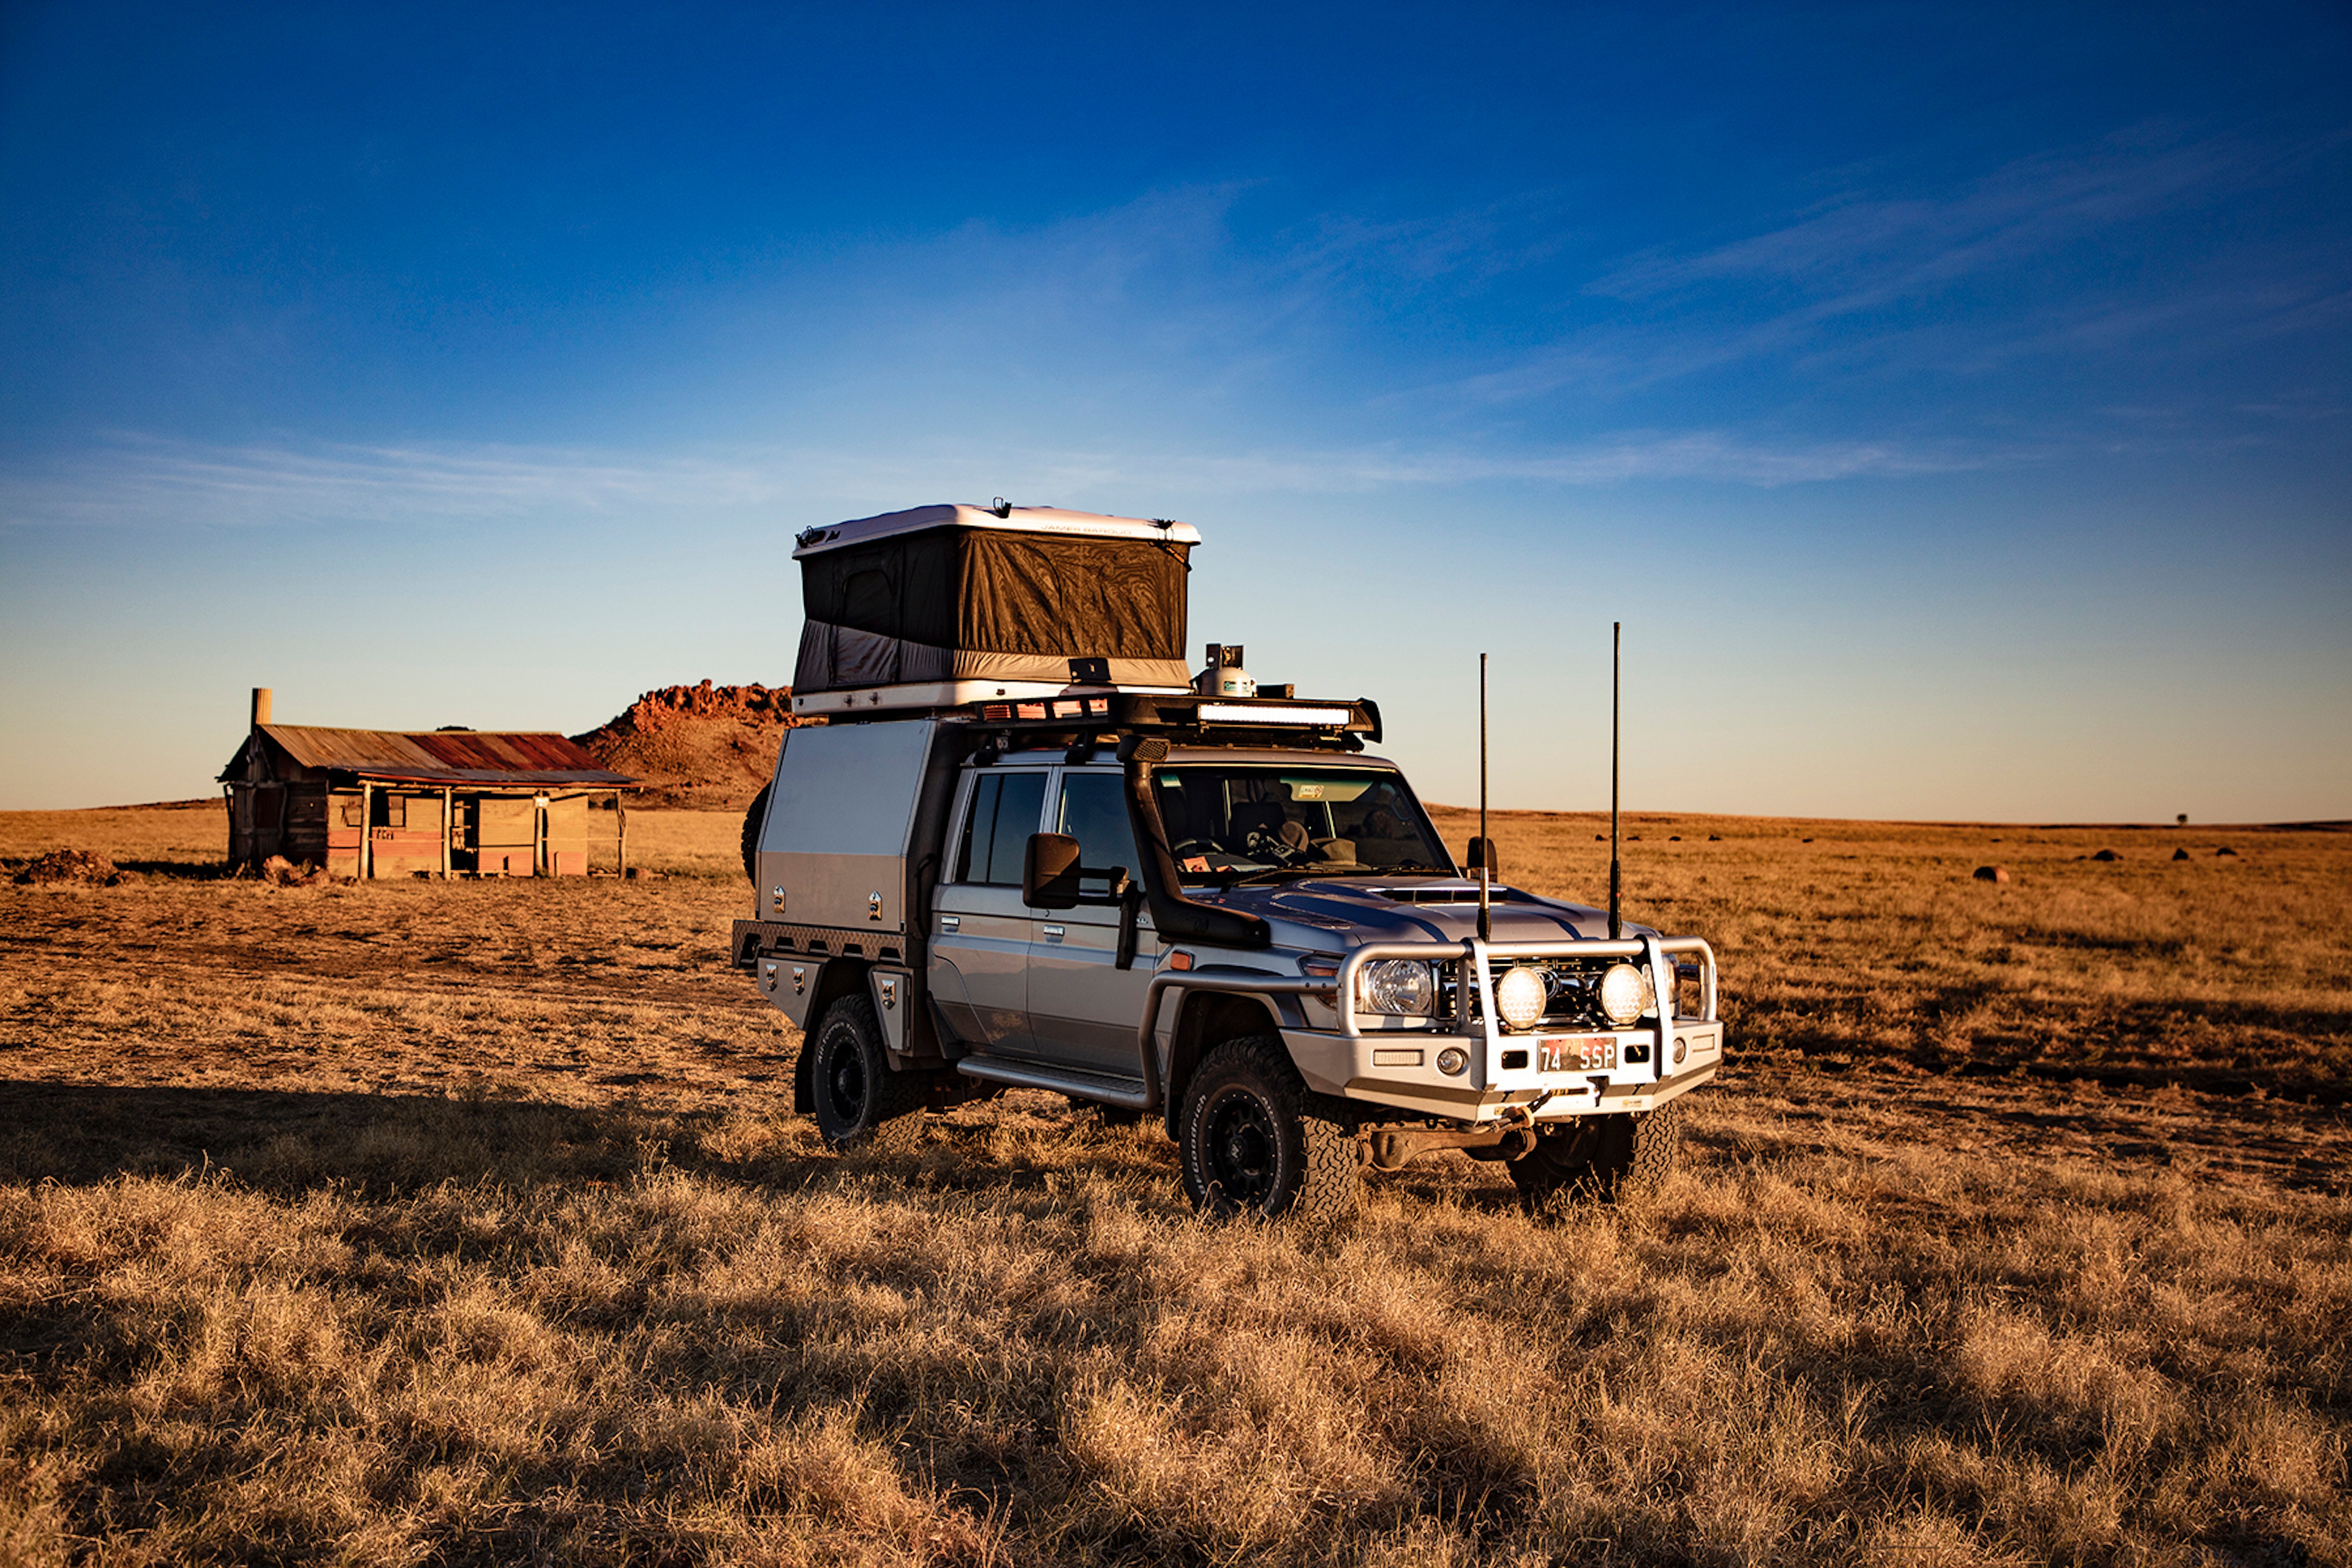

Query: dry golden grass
left=1428, top=806, right=2352, bottom=1106
left=1, top=803, right=2346, bottom=1567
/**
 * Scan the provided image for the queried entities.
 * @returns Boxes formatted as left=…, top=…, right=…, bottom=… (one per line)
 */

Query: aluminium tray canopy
left=791, top=504, right=1203, bottom=715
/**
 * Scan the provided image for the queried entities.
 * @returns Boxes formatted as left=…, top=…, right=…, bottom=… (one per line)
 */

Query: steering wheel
left=1243, top=828, right=1309, bottom=867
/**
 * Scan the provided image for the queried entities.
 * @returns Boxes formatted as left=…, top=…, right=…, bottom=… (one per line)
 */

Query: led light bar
left=1197, top=703, right=1354, bottom=725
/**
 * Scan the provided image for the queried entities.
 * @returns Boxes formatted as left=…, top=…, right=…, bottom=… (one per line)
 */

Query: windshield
left=1150, top=765, right=1454, bottom=884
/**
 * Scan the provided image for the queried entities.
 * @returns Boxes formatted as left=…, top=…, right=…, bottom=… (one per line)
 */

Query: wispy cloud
left=0, top=435, right=797, bottom=528
left=0, top=426, right=2009, bottom=531
left=1413, top=129, right=2352, bottom=409
left=11, top=128, right=2332, bottom=533
left=1591, top=133, right=2245, bottom=312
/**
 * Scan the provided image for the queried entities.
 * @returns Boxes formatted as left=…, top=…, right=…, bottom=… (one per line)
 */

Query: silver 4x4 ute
left=734, top=690, right=1724, bottom=1224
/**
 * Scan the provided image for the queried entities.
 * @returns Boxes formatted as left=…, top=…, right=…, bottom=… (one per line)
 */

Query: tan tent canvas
left=791, top=504, right=1201, bottom=709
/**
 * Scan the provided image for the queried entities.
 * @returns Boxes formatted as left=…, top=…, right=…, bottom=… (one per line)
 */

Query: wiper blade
left=1226, top=867, right=1318, bottom=886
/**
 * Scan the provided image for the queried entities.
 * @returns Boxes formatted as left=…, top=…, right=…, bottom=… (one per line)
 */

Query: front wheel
left=1177, top=1038, right=1358, bottom=1225
left=808, top=993, right=921, bottom=1151
left=1509, top=1099, right=1686, bottom=1208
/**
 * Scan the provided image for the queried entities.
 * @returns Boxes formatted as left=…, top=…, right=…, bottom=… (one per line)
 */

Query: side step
left=954, top=1054, right=1152, bottom=1110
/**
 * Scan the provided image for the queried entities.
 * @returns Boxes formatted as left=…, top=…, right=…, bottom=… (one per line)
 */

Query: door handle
left=939, top=915, right=960, bottom=933
left=1042, top=924, right=1065, bottom=941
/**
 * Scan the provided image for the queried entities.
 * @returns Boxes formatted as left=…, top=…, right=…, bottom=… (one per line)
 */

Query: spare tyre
left=741, top=782, right=770, bottom=884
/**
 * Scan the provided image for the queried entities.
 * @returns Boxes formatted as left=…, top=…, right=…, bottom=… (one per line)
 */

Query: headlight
left=1598, top=962, right=1652, bottom=1026
left=1358, top=959, right=1436, bottom=1016
left=1493, top=966, right=1547, bottom=1031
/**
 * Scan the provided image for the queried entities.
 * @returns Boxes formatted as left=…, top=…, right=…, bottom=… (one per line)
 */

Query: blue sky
left=3, top=1, right=2347, bottom=819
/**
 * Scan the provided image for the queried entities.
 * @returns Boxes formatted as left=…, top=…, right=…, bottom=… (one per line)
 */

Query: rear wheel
left=1177, top=1038, right=1357, bottom=1225
left=1510, top=1100, right=1686, bottom=1208
left=808, top=993, right=922, bottom=1151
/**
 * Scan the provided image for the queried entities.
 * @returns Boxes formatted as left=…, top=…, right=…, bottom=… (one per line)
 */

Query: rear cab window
left=953, top=771, right=1049, bottom=885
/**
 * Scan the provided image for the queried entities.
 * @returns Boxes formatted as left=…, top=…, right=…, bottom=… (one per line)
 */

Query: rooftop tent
left=791, top=505, right=1201, bottom=702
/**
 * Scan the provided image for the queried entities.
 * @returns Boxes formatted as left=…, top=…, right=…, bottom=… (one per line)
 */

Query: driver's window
left=1055, top=772, right=1141, bottom=898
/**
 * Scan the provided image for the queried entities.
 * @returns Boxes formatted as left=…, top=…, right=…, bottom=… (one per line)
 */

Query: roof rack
left=830, top=691, right=1383, bottom=750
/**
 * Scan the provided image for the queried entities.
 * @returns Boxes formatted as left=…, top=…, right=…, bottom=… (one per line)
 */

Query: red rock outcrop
left=573, top=681, right=806, bottom=809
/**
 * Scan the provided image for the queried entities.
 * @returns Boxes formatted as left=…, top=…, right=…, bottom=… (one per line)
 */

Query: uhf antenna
left=1478, top=652, right=1491, bottom=942
left=1609, top=621, right=1622, bottom=941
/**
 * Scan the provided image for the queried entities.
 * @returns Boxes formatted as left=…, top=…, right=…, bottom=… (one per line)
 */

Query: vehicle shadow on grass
left=0, top=1077, right=1552, bottom=1222
left=0, top=1079, right=791, bottom=1193
left=0, top=1079, right=1174, bottom=1205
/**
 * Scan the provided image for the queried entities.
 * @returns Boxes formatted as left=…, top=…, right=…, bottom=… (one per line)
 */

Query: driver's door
left=1024, top=767, right=1159, bottom=1075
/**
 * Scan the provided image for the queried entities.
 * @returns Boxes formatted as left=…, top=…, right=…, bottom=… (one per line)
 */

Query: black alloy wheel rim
left=825, top=1034, right=868, bottom=1124
left=1204, top=1088, right=1279, bottom=1207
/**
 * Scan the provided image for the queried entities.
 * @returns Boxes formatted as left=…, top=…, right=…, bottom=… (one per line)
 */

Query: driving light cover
left=1493, top=965, right=1548, bottom=1031
left=1197, top=702, right=1353, bottom=725
left=1599, top=962, right=1652, bottom=1027
left=1436, top=1046, right=1470, bottom=1076
left=1358, top=959, right=1436, bottom=1016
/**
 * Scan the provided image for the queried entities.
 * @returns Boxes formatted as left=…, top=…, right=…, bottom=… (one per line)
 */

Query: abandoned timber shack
left=219, top=688, right=638, bottom=879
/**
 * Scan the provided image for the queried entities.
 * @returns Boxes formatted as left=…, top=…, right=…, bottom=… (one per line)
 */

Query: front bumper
left=1289, top=933, right=1725, bottom=1123
left=1285, top=1023, right=1722, bottom=1121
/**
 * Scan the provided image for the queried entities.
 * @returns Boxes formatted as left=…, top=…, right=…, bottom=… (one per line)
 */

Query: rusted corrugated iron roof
left=232, top=724, right=637, bottom=787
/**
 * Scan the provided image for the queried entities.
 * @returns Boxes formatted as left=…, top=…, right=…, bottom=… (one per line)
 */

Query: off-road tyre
left=808, top=993, right=923, bottom=1151
left=740, top=784, right=771, bottom=884
left=1509, top=1098, right=1686, bottom=1209
left=1177, top=1037, right=1358, bottom=1225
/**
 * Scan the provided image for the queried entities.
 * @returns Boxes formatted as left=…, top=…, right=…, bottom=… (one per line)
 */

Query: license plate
left=1536, top=1035, right=1617, bottom=1072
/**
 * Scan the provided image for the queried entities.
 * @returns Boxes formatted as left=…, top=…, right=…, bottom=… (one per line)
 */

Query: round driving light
left=1598, top=962, right=1651, bottom=1027
left=1673, top=1035, right=1688, bottom=1065
left=1493, top=966, right=1547, bottom=1031
left=1435, top=1046, right=1470, bottom=1076
left=1359, top=959, right=1435, bottom=1016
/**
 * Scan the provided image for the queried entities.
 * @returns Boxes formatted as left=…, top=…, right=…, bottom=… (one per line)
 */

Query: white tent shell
left=790, top=503, right=1204, bottom=717
left=792, top=503, right=1202, bottom=557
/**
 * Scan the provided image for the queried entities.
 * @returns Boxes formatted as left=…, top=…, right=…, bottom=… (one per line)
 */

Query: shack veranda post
left=734, top=503, right=1725, bottom=1224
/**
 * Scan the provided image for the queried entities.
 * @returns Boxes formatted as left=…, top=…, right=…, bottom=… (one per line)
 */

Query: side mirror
left=1023, top=832, right=1082, bottom=908
left=1464, top=836, right=1500, bottom=882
